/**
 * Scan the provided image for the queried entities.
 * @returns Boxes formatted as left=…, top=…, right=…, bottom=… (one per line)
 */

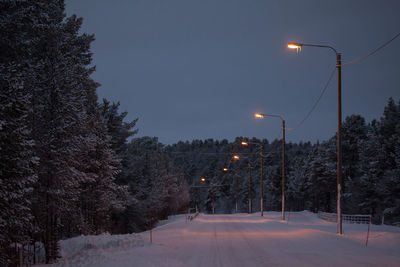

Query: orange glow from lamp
left=287, top=43, right=302, bottom=52
left=254, top=113, right=264, bottom=119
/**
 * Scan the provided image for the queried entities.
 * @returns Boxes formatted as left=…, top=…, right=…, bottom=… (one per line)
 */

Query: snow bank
left=60, top=233, right=144, bottom=257
left=154, top=214, right=187, bottom=228
left=36, top=215, right=184, bottom=266
left=46, top=233, right=144, bottom=267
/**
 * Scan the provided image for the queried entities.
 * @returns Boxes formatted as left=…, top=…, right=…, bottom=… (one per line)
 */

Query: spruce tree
left=0, top=66, right=38, bottom=266
left=0, top=1, right=39, bottom=264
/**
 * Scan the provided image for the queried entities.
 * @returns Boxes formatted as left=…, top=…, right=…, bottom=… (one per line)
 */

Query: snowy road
left=48, top=212, right=400, bottom=267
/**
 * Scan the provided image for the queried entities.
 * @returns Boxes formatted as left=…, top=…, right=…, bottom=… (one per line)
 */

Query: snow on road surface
left=40, top=211, right=400, bottom=267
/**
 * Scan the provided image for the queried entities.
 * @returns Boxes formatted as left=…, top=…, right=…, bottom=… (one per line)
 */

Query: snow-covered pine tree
left=77, top=112, right=128, bottom=235
left=379, top=97, right=399, bottom=170
left=378, top=98, right=400, bottom=224
left=341, top=115, right=368, bottom=213
left=23, top=1, right=99, bottom=262
left=116, top=137, right=189, bottom=232
left=302, top=141, right=336, bottom=213
left=0, top=66, right=38, bottom=266
left=384, top=133, right=400, bottom=224
left=358, top=121, right=386, bottom=223
left=46, top=78, right=124, bottom=237
left=286, top=156, right=307, bottom=211
left=0, top=1, right=40, bottom=265
left=95, top=100, right=139, bottom=233
left=99, top=99, right=138, bottom=156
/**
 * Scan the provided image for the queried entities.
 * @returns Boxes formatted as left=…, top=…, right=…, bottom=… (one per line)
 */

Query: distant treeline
left=165, top=98, right=400, bottom=226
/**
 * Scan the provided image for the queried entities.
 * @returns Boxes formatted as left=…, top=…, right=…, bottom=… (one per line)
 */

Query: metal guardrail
left=318, top=212, right=373, bottom=246
left=318, top=212, right=371, bottom=224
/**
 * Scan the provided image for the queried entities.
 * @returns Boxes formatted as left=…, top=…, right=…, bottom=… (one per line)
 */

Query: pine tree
left=358, top=123, right=386, bottom=222
left=379, top=97, right=399, bottom=170
left=302, top=141, right=335, bottom=212
left=99, top=99, right=138, bottom=156
left=78, top=117, right=128, bottom=235
left=341, top=115, right=367, bottom=213
left=115, top=137, right=189, bottom=233
left=286, top=157, right=307, bottom=211
left=0, top=1, right=40, bottom=264
left=0, top=66, right=38, bottom=266
left=29, top=6, right=95, bottom=262
left=378, top=98, right=400, bottom=223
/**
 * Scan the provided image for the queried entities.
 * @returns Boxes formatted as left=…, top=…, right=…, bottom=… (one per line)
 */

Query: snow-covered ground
left=37, top=211, right=400, bottom=267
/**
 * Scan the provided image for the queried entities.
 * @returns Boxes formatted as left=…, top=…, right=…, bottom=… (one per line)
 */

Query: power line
left=286, top=67, right=337, bottom=131
left=342, top=31, right=400, bottom=66
left=285, top=31, right=400, bottom=131
left=286, top=32, right=400, bottom=130
left=166, top=151, right=260, bottom=155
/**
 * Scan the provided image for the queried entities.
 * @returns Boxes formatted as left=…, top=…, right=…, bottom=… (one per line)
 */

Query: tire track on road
left=230, top=218, right=272, bottom=266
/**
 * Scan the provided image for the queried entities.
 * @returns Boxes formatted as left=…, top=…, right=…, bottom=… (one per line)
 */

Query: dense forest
left=0, top=1, right=188, bottom=265
left=0, top=0, right=399, bottom=266
left=165, top=100, right=400, bottom=226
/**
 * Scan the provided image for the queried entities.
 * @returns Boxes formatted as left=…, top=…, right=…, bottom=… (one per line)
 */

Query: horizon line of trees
left=165, top=97, right=400, bottom=226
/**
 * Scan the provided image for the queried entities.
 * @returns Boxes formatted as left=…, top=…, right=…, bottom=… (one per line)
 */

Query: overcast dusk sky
left=66, top=0, right=400, bottom=144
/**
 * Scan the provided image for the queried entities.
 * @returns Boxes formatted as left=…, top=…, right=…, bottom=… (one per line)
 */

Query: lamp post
left=232, top=155, right=241, bottom=213
left=200, top=177, right=214, bottom=214
left=229, top=153, right=253, bottom=214
left=224, top=156, right=243, bottom=214
left=248, top=162, right=252, bottom=214
left=241, top=141, right=264, bottom=216
left=194, top=177, right=229, bottom=215
left=287, top=42, right=342, bottom=235
left=254, top=114, right=286, bottom=220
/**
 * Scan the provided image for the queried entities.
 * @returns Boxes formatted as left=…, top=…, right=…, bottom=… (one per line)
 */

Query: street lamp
left=222, top=167, right=239, bottom=213
left=200, top=177, right=215, bottom=214
left=232, top=155, right=241, bottom=213
left=223, top=157, right=240, bottom=213
left=247, top=162, right=253, bottom=214
left=287, top=41, right=343, bottom=235
left=226, top=155, right=253, bottom=214
left=241, top=140, right=265, bottom=216
left=241, top=141, right=254, bottom=214
left=254, top=113, right=286, bottom=221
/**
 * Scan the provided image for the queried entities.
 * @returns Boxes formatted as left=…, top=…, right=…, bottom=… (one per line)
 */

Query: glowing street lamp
left=224, top=159, right=240, bottom=213
left=226, top=154, right=254, bottom=213
left=200, top=177, right=215, bottom=214
left=240, top=140, right=264, bottom=216
left=254, top=113, right=264, bottom=119
left=287, top=43, right=302, bottom=52
left=287, top=43, right=301, bottom=49
left=287, top=41, right=343, bottom=235
left=254, top=113, right=286, bottom=221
